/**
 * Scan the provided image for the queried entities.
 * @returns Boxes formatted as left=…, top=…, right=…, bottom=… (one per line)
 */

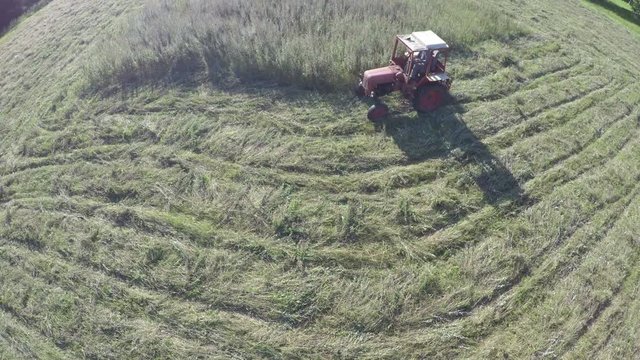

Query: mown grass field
left=1, top=0, right=640, bottom=358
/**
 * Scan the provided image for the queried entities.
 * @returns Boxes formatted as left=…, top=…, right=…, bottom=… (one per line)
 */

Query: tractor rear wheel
left=414, top=84, right=447, bottom=113
left=367, top=103, right=389, bottom=122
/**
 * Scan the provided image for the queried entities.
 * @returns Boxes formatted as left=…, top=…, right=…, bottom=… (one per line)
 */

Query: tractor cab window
left=430, top=50, right=447, bottom=73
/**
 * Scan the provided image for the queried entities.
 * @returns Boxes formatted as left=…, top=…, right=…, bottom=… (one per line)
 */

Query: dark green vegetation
left=1, top=0, right=640, bottom=358
left=0, top=0, right=47, bottom=33
left=585, top=0, right=640, bottom=34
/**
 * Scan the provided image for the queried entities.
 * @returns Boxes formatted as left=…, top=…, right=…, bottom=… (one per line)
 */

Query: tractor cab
left=391, top=31, right=450, bottom=82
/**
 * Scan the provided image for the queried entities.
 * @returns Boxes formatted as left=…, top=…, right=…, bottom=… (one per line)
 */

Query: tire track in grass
left=64, top=57, right=586, bottom=181
left=283, top=75, right=624, bottom=183
left=557, top=268, right=636, bottom=357
left=566, top=262, right=640, bottom=358
left=0, top=249, right=232, bottom=358
left=480, top=78, right=618, bottom=142
left=410, top=83, right=631, bottom=246
left=486, top=82, right=627, bottom=149
left=0, top=203, right=307, bottom=328
left=528, top=196, right=640, bottom=358
left=491, top=78, right=635, bottom=156
left=4, top=101, right=639, bottom=276
left=579, top=310, right=625, bottom=359
left=524, top=111, right=639, bottom=198
left=455, top=58, right=586, bottom=95
left=5, top=103, right=639, bottom=274
left=0, top=142, right=146, bottom=178
left=552, top=204, right=640, bottom=357
left=465, top=191, right=640, bottom=359
left=501, top=104, right=635, bottom=184
left=537, top=0, right=640, bottom=75
left=455, top=59, right=582, bottom=105
left=0, top=241, right=285, bottom=354
left=0, top=306, right=69, bottom=360
left=472, top=180, right=640, bottom=335
left=208, top=76, right=601, bottom=177
left=421, top=103, right=639, bottom=259
left=515, top=78, right=612, bottom=121
left=414, top=179, right=640, bottom=329
left=5, top=194, right=398, bottom=272
left=228, top=75, right=626, bottom=190
left=271, top=71, right=609, bottom=175
left=463, top=73, right=611, bottom=139
left=395, top=127, right=640, bottom=333
left=7, top=72, right=617, bottom=205
left=385, top=142, right=640, bottom=358
left=452, top=43, right=580, bottom=87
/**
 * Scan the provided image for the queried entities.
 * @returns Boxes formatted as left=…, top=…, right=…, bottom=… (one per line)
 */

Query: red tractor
left=355, top=31, right=452, bottom=121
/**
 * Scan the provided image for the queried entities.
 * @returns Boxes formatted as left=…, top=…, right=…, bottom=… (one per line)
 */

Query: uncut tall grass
left=86, top=0, right=522, bottom=92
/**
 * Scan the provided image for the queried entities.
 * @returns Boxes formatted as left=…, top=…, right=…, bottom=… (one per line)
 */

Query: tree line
left=595, top=0, right=640, bottom=16
left=0, top=0, right=41, bottom=33
left=631, top=0, right=640, bottom=15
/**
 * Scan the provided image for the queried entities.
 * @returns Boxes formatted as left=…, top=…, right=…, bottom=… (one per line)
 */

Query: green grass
left=583, top=0, right=640, bottom=34
left=84, top=0, right=523, bottom=93
left=1, top=0, right=640, bottom=358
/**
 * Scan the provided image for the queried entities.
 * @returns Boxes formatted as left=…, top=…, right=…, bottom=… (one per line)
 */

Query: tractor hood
left=362, top=65, right=403, bottom=94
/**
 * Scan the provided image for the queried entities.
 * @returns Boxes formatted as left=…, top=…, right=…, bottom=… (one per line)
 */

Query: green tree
left=0, top=0, right=42, bottom=33
left=631, top=0, right=640, bottom=17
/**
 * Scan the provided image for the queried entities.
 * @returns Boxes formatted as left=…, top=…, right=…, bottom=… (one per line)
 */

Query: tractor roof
left=397, top=31, right=449, bottom=52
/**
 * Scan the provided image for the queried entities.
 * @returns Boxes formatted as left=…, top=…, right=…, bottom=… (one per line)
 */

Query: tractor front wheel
left=414, top=85, right=447, bottom=113
left=367, top=103, right=389, bottom=122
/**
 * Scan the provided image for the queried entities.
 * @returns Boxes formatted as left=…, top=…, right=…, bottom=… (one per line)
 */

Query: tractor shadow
left=377, top=101, right=528, bottom=206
